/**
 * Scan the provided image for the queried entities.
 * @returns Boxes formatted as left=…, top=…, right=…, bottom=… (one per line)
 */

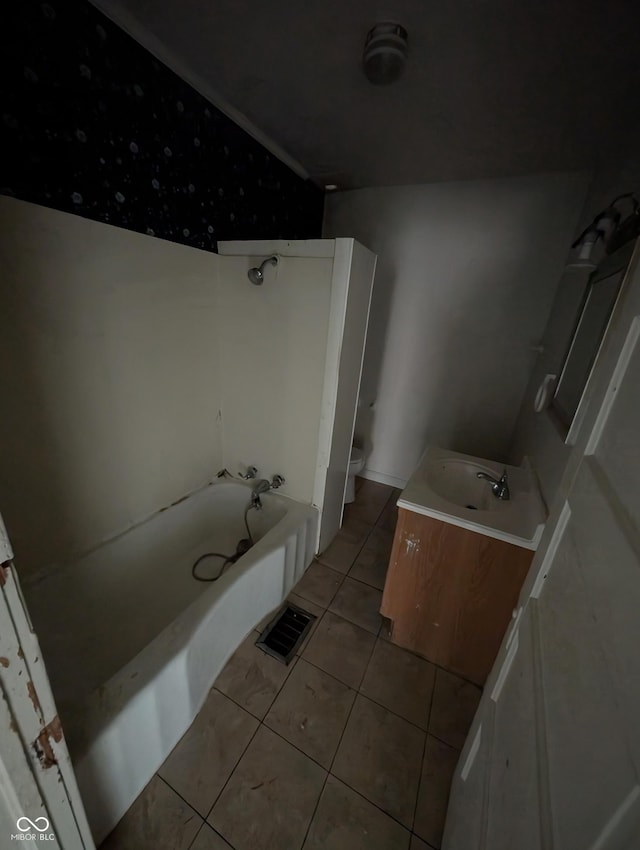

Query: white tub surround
left=218, top=239, right=376, bottom=552
left=398, top=446, right=546, bottom=550
left=23, top=481, right=317, bottom=845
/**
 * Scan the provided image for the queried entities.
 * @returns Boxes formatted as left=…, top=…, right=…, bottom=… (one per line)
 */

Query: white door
left=0, top=516, right=94, bottom=849
left=445, top=242, right=640, bottom=849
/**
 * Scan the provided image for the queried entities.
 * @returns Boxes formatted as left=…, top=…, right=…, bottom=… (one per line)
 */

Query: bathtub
left=22, top=480, right=318, bottom=844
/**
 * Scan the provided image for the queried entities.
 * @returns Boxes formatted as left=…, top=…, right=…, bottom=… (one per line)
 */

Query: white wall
left=0, top=196, right=222, bottom=578
left=324, top=172, right=589, bottom=486
left=510, top=152, right=640, bottom=507
left=0, top=202, right=349, bottom=581
left=217, top=254, right=333, bottom=503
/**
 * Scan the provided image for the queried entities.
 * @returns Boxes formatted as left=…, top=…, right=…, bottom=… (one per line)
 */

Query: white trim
left=584, top=315, right=640, bottom=456
left=87, top=1, right=310, bottom=181
left=361, top=468, right=407, bottom=489
left=529, top=501, right=572, bottom=599
left=461, top=724, right=482, bottom=781
left=530, top=602, right=554, bottom=850
left=490, top=630, right=519, bottom=703
left=0, top=511, right=13, bottom=562
left=313, top=239, right=352, bottom=548
left=588, top=785, right=640, bottom=850
left=396, top=498, right=542, bottom=550
left=218, top=239, right=334, bottom=259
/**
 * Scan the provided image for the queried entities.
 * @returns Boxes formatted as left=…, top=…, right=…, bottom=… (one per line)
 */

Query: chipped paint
left=0, top=559, right=10, bottom=586
left=0, top=656, right=9, bottom=668
left=404, top=534, right=421, bottom=555
left=27, top=680, right=43, bottom=716
left=32, top=716, right=64, bottom=770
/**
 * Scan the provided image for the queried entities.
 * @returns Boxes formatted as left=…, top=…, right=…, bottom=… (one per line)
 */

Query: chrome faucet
left=477, top=469, right=510, bottom=501
left=250, top=479, right=271, bottom=508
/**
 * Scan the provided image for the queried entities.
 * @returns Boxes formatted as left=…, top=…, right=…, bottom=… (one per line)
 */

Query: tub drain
left=256, top=603, right=316, bottom=664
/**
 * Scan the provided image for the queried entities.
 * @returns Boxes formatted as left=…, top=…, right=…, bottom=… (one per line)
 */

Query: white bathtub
left=23, top=480, right=318, bottom=844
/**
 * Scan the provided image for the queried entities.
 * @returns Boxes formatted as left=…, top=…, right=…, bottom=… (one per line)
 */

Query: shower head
left=248, top=255, right=278, bottom=285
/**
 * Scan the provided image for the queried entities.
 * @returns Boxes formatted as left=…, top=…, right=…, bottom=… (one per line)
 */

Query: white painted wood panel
left=485, top=607, right=543, bottom=850
left=536, top=527, right=638, bottom=848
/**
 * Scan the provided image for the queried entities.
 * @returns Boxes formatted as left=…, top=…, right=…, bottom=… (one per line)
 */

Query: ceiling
left=93, top=0, right=640, bottom=189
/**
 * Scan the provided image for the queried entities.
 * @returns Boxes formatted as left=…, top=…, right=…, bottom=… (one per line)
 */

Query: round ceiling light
left=363, top=22, right=408, bottom=85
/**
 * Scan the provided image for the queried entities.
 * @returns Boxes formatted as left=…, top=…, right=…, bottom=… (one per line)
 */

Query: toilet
left=345, top=446, right=365, bottom=503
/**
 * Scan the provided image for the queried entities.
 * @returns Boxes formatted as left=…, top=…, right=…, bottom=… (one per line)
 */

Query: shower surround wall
left=2, top=0, right=323, bottom=251
left=0, top=196, right=365, bottom=582
left=0, top=196, right=223, bottom=579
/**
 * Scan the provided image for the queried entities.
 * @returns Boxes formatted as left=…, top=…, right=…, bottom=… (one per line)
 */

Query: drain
left=256, top=603, right=316, bottom=664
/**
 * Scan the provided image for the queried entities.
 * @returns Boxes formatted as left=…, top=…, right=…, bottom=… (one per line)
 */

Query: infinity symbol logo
left=16, top=817, right=50, bottom=833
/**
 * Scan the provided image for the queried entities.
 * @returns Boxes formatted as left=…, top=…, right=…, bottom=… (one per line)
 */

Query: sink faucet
left=477, top=469, right=510, bottom=501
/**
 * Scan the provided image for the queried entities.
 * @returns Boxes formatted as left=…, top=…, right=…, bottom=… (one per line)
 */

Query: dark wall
left=2, top=1, right=324, bottom=252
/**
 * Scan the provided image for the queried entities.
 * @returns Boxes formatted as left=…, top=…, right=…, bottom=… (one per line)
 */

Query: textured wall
left=2, top=0, right=323, bottom=252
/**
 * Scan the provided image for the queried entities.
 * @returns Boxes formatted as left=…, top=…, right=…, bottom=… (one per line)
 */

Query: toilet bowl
left=345, top=447, right=365, bottom=503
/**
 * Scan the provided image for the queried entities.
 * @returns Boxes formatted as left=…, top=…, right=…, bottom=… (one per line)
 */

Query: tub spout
left=250, top=478, right=272, bottom=509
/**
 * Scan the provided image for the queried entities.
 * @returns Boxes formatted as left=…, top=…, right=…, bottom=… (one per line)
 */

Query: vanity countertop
left=397, top=445, right=547, bottom=550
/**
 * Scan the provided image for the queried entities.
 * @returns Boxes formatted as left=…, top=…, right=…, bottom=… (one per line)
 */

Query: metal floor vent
left=256, top=603, right=316, bottom=664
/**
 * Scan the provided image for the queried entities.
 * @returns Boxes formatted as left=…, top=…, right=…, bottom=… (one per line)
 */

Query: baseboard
left=360, top=467, right=407, bottom=489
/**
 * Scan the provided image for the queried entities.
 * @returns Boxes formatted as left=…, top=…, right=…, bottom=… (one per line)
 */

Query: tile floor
left=102, top=479, right=482, bottom=850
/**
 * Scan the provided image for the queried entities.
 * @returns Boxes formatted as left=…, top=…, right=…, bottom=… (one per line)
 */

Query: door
left=445, top=241, right=640, bottom=849
left=0, top=515, right=94, bottom=849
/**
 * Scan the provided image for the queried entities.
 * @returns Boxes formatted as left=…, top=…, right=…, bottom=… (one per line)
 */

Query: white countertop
left=397, top=446, right=547, bottom=550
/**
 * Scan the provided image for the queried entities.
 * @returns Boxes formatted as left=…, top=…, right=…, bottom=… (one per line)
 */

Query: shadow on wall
left=334, top=172, right=589, bottom=483
left=0, top=229, right=77, bottom=574
left=352, top=254, right=399, bottom=459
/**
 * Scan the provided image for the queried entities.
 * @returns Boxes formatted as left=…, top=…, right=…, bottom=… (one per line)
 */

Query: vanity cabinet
left=380, top=508, right=533, bottom=686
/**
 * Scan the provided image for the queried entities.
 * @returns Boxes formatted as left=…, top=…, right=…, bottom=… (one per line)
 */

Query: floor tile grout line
left=316, top=514, right=377, bottom=576
left=208, top=657, right=462, bottom=810
left=199, top=681, right=287, bottom=824
left=155, top=773, right=205, bottom=825
left=298, top=617, right=435, bottom=734
left=186, top=820, right=233, bottom=850
left=298, top=636, right=369, bottom=849
left=426, top=730, right=463, bottom=754
left=298, top=599, right=381, bottom=848
left=411, top=658, right=439, bottom=834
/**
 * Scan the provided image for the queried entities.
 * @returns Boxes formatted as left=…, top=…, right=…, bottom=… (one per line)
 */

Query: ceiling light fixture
left=363, top=22, right=408, bottom=85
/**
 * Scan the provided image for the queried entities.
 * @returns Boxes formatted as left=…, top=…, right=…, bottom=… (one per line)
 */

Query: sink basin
left=425, top=459, right=507, bottom=512
left=397, top=446, right=547, bottom=549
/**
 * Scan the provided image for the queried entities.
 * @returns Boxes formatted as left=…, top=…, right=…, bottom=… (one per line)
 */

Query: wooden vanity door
left=380, top=508, right=532, bottom=685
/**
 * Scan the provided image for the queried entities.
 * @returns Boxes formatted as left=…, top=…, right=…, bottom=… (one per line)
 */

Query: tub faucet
left=250, top=478, right=272, bottom=509
left=477, top=469, right=510, bottom=501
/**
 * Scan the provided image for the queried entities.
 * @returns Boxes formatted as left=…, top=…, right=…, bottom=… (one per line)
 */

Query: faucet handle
left=271, top=474, right=285, bottom=489
left=239, top=466, right=258, bottom=480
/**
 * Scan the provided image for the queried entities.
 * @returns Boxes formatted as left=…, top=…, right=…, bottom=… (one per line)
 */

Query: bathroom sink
left=425, top=459, right=506, bottom=512
left=397, top=446, right=547, bottom=549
